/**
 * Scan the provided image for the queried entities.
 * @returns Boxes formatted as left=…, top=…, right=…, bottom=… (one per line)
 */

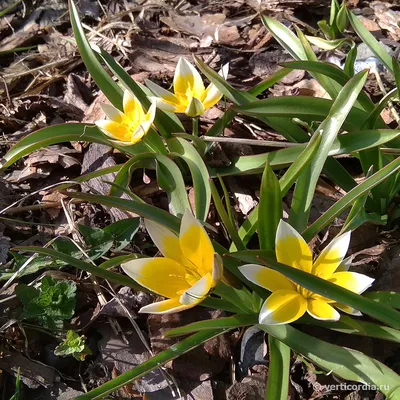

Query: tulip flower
left=95, top=89, right=156, bottom=145
left=239, top=220, right=374, bottom=325
left=121, top=210, right=223, bottom=314
left=145, top=57, right=229, bottom=117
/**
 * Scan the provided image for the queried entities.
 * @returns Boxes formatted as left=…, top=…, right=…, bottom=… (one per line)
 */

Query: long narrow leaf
left=260, top=324, right=400, bottom=397
left=210, top=180, right=246, bottom=251
left=347, top=8, right=392, bottom=72
left=266, top=338, right=290, bottom=400
left=167, top=137, right=211, bottom=221
left=13, top=246, right=142, bottom=289
left=304, top=155, right=400, bottom=240
left=259, top=163, right=282, bottom=251
left=210, top=129, right=399, bottom=177
left=75, top=329, right=227, bottom=400
left=230, top=130, right=322, bottom=252
left=67, top=192, right=181, bottom=233
left=69, top=0, right=123, bottom=109
left=289, top=70, right=368, bottom=230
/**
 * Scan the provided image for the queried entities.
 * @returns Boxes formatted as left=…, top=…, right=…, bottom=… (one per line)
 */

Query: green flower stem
left=192, top=117, right=199, bottom=137
left=75, top=329, right=226, bottom=400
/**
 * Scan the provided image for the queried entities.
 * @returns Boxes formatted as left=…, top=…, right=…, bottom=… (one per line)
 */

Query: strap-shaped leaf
left=69, top=0, right=123, bottom=109
left=167, top=138, right=211, bottom=221
left=289, top=70, right=368, bottom=230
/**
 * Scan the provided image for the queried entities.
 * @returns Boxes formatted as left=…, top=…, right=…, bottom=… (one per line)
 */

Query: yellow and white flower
left=122, top=210, right=223, bottom=314
left=239, top=220, right=374, bottom=325
left=95, top=89, right=156, bottom=145
left=145, top=57, right=229, bottom=117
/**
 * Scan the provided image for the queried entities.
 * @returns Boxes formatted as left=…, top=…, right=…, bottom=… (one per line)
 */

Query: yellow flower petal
left=123, top=90, right=145, bottom=122
left=259, top=289, right=307, bottom=325
left=131, top=104, right=155, bottom=143
left=185, top=96, right=205, bottom=117
left=174, top=58, right=205, bottom=99
left=139, top=297, right=192, bottom=314
left=179, top=209, right=214, bottom=276
left=201, top=63, right=229, bottom=109
left=276, top=220, right=312, bottom=273
left=179, top=272, right=213, bottom=305
left=144, top=219, right=186, bottom=265
left=307, top=299, right=340, bottom=321
left=328, top=271, right=374, bottom=294
left=95, top=120, right=131, bottom=142
left=121, top=258, right=190, bottom=298
left=334, top=303, right=362, bottom=316
left=238, top=264, right=295, bottom=292
left=312, top=231, right=351, bottom=278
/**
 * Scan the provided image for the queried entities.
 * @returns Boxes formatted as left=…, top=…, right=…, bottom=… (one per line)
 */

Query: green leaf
left=1, top=253, right=60, bottom=281
left=262, top=16, right=341, bottom=99
left=365, top=291, right=400, bottom=309
left=165, top=313, right=258, bottom=337
left=248, top=68, right=292, bottom=96
left=9, top=367, right=21, bottom=400
left=257, top=255, right=400, bottom=329
left=14, top=246, right=144, bottom=290
left=167, top=137, right=211, bottom=221
left=344, top=45, right=357, bottom=77
left=336, top=2, right=348, bottom=33
left=231, top=130, right=322, bottom=252
left=78, top=225, right=114, bottom=259
left=98, top=254, right=142, bottom=270
left=266, top=338, right=290, bottom=400
left=54, top=330, right=92, bottom=361
left=305, top=36, right=353, bottom=51
left=318, top=20, right=334, bottom=40
left=393, top=57, right=400, bottom=93
left=261, top=16, right=306, bottom=60
left=280, top=60, right=374, bottom=113
left=74, top=329, right=228, bottom=400
left=259, top=163, right=282, bottom=251
left=69, top=0, right=123, bottom=109
left=260, top=323, right=400, bottom=397
left=313, top=317, right=400, bottom=344
left=289, top=70, right=368, bottom=231
left=329, top=0, right=340, bottom=35
left=210, top=179, right=246, bottom=251
left=103, top=218, right=140, bottom=251
left=0, top=124, right=148, bottom=172
left=0, top=0, right=22, bottom=17
left=194, top=56, right=317, bottom=144
left=281, top=60, right=349, bottom=85
left=303, top=155, right=400, bottom=240
left=362, top=88, right=397, bottom=130
left=110, top=153, right=190, bottom=217
left=346, top=8, right=393, bottom=72
left=16, top=276, right=77, bottom=329
left=234, top=96, right=367, bottom=131
left=210, top=129, right=399, bottom=177
left=156, top=313, right=400, bottom=398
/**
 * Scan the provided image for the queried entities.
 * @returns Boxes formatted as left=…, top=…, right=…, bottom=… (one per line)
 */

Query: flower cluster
left=96, top=58, right=228, bottom=144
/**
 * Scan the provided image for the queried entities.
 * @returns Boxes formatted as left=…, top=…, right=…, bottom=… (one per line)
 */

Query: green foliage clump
left=54, top=330, right=92, bottom=361
left=16, top=276, right=76, bottom=330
